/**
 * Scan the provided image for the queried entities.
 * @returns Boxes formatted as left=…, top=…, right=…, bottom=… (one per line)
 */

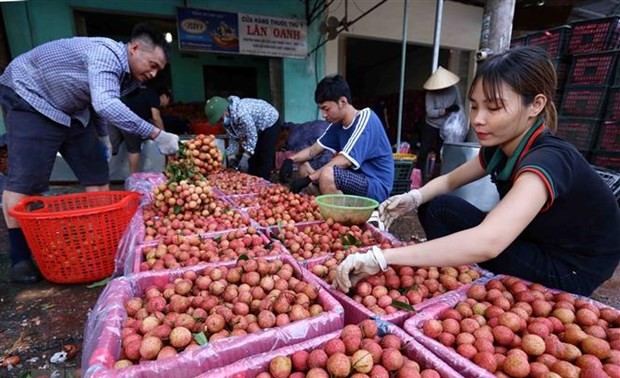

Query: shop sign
left=177, top=7, right=307, bottom=58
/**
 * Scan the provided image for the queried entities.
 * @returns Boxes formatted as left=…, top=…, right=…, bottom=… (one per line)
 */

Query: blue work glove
left=279, top=158, right=294, bottom=183
left=238, top=154, right=250, bottom=172
left=290, top=176, right=312, bottom=193
left=98, top=135, right=112, bottom=162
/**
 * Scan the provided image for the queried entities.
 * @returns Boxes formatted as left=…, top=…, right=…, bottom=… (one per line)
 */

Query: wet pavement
left=0, top=195, right=619, bottom=378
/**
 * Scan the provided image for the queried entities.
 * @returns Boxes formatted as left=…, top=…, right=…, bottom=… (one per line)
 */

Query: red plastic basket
left=9, top=191, right=140, bottom=284
left=606, top=86, right=620, bottom=120
left=567, top=50, right=620, bottom=86
left=568, top=16, right=620, bottom=54
left=556, top=117, right=601, bottom=151
left=560, top=85, right=609, bottom=117
left=596, top=120, right=620, bottom=152
left=528, top=25, right=572, bottom=58
left=591, top=152, right=620, bottom=171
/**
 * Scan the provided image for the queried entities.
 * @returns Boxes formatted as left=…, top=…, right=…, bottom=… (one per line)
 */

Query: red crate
left=529, top=25, right=572, bottom=58
left=606, top=86, right=620, bottom=120
left=554, top=57, right=571, bottom=90
left=596, top=120, right=620, bottom=152
left=510, top=35, right=528, bottom=48
left=556, top=117, right=601, bottom=151
left=568, top=16, right=620, bottom=54
left=560, top=85, right=609, bottom=117
left=568, top=50, right=620, bottom=85
left=591, top=152, right=620, bottom=170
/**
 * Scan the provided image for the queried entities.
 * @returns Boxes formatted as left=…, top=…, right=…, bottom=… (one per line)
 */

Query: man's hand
left=279, top=158, right=294, bottom=183
left=290, top=176, right=311, bottom=193
left=98, top=135, right=112, bottom=162
left=238, top=154, right=250, bottom=172
left=378, top=189, right=423, bottom=230
left=333, top=246, right=388, bottom=293
left=154, top=130, right=180, bottom=155
left=445, top=104, right=459, bottom=113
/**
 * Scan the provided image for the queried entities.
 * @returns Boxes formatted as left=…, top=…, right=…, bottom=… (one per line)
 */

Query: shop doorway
left=344, top=36, right=470, bottom=147
left=203, top=65, right=258, bottom=99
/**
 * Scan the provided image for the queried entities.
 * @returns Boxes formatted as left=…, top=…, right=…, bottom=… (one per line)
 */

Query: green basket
left=314, top=194, right=379, bottom=225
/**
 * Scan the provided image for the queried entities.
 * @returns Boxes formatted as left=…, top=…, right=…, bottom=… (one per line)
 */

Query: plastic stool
left=368, top=210, right=385, bottom=231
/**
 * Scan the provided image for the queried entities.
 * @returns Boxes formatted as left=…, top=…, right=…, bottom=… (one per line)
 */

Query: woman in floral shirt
left=205, top=95, right=280, bottom=179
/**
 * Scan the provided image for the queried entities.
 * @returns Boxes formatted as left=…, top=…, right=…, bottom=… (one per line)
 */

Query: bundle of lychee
left=259, top=320, right=443, bottom=378
left=179, top=134, right=223, bottom=175
left=419, top=275, right=620, bottom=378
left=270, top=220, right=398, bottom=261
left=207, top=171, right=270, bottom=195
left=116, top=258, right=326, bottom=368
left=310, top=254, right=480, bottom=315
left=139, top=227, right=286, bottom=271
left=144, top=179, right=252, bottom=242
left=248, top=186, right=322, bottom=227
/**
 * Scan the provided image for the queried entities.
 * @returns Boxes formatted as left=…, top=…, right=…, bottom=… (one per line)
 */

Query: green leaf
left=237, top=254, right=249, bottom=261
left=41, top=303, right=55, bottom=311
left=193, top=331, right=208, bottom=346
left=173, top=205, right=182, bottom=214
left=20, top=373, right=33, bottom=378
left=340, top=233, right=361, bottom=248
left=86, top=277, right=111, bottom=288
left=391, top=299, right=416, bottom=312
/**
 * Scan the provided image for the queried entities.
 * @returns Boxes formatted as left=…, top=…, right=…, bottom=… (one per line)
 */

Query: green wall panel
left=1, top=0, right=324, bottom=123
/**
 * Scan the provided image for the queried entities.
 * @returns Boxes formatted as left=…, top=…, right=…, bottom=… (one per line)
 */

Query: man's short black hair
left=130, top=22, right=170, bottom=59
left=157, top=86, right=172, bottom=98
left=314, top=74, right=352, bottom=104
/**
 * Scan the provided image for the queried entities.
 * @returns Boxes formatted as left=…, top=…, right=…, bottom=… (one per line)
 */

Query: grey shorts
left=0, top=86, right=109, bottom=194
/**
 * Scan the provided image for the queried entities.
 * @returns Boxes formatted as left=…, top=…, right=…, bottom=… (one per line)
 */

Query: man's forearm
left=308, top=154, right=351, bottom=181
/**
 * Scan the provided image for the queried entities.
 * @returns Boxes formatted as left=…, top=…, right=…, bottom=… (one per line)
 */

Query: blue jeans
left=418, top=194, right=600, bottom=296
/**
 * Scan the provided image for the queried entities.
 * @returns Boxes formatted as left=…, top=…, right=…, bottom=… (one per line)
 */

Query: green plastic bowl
left=314, top=194, right=379, bottom=225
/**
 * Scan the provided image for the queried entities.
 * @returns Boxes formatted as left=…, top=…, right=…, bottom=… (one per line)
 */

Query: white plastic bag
left=440, top=110, right=468, bottom=143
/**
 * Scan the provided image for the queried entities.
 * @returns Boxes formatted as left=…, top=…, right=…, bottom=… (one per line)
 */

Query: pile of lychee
left=272, top=220, right=396, bottom=261
left=420, top=275, right=620, bottom=377
left=207, top=171, right=271, bottom=195
left=116, top=258, right=325, bottom=368
left=310, top=255, right=480, bottom=315
left=139, top=227, right=286, bottom=271
left=260, top=320, right=443, bottom=378
left=247, top=186, right=322, bottom=227
left=180, top=134, right=223, bottom=175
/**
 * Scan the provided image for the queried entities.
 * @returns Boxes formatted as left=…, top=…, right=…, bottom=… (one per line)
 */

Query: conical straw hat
left=423, top=66, right=460, bottom=90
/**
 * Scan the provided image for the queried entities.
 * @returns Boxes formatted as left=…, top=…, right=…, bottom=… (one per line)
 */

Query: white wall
left=324, top=0, right=483, bottom=75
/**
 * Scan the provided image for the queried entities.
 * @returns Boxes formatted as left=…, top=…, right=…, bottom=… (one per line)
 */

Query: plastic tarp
left=82, top=254, right=345, bottom=377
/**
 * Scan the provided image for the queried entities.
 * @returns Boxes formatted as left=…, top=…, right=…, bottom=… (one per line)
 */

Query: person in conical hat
left=417, top=66, right=463, bottom=178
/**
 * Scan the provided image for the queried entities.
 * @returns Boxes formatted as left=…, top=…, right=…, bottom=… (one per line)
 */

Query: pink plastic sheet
left=126, top=227, right=289, bottom=275
left=402, top=274, right=620, bottom=378
left=124, top=172, right=167, bottom=206
left=82, top=254, right=344, bottom=378
left=306, top=254, right=493, bottom=327
left=198, top=319, right=465, bottom=378
left=113, top=210, right=146, bottom=276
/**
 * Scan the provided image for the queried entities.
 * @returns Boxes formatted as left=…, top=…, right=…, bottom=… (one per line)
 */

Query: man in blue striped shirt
left=0, top=23, right=179, bottom=283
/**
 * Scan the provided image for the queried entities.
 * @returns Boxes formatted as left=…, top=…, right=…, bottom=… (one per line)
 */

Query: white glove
left=333, top=246, right=388, bottom=293
left=378, top=189, right=423, bottom=230
left=154, top=130, right=179, bottom=155
left=98, top=135, right=112, bottom=162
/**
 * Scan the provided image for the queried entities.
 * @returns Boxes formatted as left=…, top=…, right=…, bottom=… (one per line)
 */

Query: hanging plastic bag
left=440, top=110, right=468, bottom=143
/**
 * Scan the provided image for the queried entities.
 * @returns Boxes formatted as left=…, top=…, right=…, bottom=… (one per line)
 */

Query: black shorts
left=0, top=86, right=109, bottom=194
left=110, top=125, right=145, bottom=154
